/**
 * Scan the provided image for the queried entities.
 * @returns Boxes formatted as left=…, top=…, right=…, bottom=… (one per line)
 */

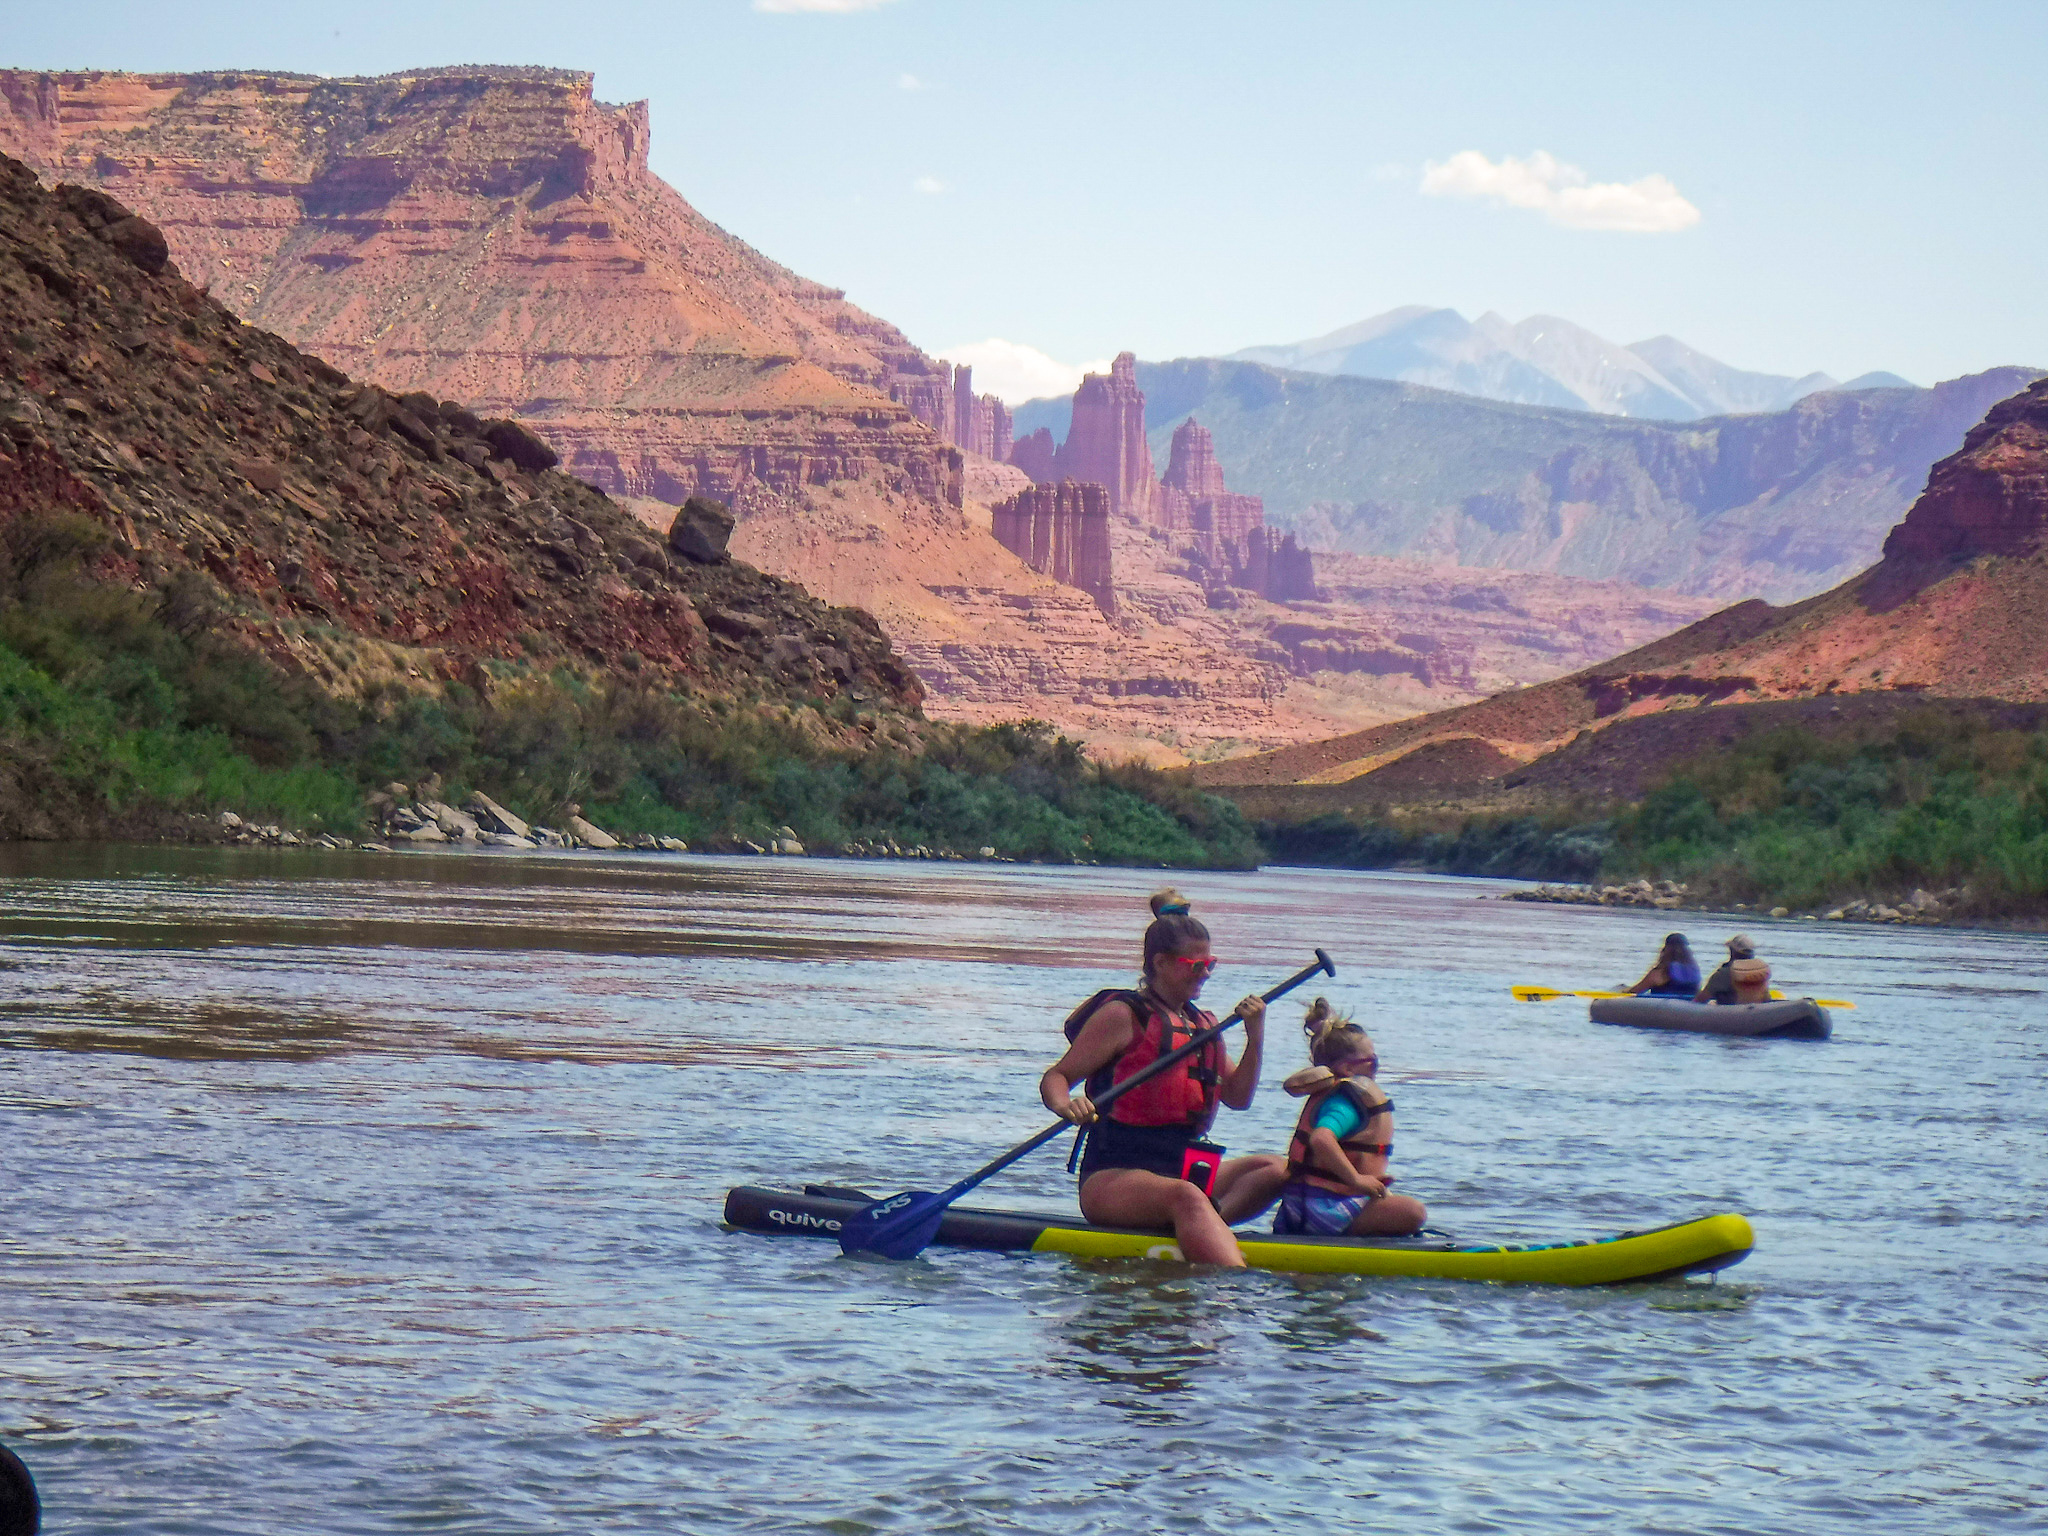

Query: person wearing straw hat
left=1695, top=934, right=1759, bottom=1005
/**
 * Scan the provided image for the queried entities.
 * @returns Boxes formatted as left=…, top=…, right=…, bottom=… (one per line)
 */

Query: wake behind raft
left=723, top=1185, right=1755, bottom=1286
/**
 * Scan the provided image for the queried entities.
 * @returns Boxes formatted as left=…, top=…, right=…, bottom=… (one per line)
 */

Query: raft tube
left=1590, top=996, right=1831, bottom=1039
left=723, top=1185, right=1753, bottom=1286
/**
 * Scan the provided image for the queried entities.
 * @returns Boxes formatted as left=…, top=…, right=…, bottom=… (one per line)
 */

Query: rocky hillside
left=0, top=66, right=956, bottom=515
left=1195, top=374, right=2048, bottom=804
left=0, top=154, right=1278, bottom=867
left=1015, top=358, right=2043, bottom=605
left=0, top=152, right=917, bottom=714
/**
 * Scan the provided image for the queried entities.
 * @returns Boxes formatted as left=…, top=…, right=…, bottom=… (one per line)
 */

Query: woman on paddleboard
left=1039, top=890, right=1287, bottom=1267
left=1271, top=998, right=1427, bottom=1238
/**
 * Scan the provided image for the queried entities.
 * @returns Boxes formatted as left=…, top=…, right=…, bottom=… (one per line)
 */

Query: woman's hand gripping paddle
left=838, top=948, right=1338, bottom=1260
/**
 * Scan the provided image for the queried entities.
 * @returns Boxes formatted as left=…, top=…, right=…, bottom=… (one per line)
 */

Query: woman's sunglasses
left=1162, top=955, right=1219, bottom=977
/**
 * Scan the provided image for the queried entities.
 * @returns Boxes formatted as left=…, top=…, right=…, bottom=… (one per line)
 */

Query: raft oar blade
left=1512, top=985, right=1568, bottom=1002
left=839, top=946, right=1337, bottom=1261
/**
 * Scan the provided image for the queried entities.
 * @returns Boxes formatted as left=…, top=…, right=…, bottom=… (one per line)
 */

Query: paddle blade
left=1512, top=986, right=1566, bottom=1002
left=837, top=1189, right=949, bottom=1260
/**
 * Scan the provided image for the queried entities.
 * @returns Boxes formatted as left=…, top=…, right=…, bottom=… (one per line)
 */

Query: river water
left=1, top=845, right=2042, bottom=1534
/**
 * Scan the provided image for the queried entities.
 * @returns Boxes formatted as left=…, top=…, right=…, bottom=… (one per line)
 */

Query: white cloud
left=937, top=340, right=1115, bottom=405
left=897, top=72, right=923, bottom=91
left=913, top=175, right=946, bottom=194
left=754, top=0, right=899, bottom=12
left=1419, top=149, right=1701, bottom=233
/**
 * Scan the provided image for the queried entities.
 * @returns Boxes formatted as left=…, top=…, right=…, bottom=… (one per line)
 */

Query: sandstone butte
left=1195, top=375, right=2048, bottom=807
left=0, top=65, right=1718, bottom=762
left=0, top=153, right=927, bottom=770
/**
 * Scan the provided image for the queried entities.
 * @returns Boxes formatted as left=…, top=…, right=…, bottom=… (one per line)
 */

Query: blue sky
left=10, top=1, right=2046, bottom=399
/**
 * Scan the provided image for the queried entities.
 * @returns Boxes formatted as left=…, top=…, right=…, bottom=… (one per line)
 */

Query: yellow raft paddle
left=1512, top=984, right=1855, bottom=1009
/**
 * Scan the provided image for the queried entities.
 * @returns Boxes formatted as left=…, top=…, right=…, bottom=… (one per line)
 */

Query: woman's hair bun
left=1149, top=888, right=1192, bottom=917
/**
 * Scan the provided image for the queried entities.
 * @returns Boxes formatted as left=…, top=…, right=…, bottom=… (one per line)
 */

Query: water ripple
left=1, top=847, right=2043, bottom=1532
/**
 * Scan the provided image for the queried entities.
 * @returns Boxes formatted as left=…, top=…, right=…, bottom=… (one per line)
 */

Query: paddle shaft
left=929, top=948, right=1338, bottom=1204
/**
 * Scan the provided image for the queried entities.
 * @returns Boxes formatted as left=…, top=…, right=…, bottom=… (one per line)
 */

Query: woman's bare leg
left=1346, top=1192, right=1428, bottom=1237
left=1079, top=1169, right=1246, bottom=1266
left=1212, top=1153, right=1288, bottom=1225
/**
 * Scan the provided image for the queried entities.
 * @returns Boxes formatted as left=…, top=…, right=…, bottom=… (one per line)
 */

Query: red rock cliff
left=1055, top=352, right=1153, bottom=516
left=1880, top=376, right=2048, bottom=565
left=990, top=481, right=1115, bottom=614
left=1162, top=416, right=1227, bottom=498
left=0, top=66, right=962, bottom=516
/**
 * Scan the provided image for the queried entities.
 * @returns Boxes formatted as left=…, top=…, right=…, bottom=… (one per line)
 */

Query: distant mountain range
left=1012, top=362, right=2044, bottom=604
left=1227, top=307, right=1914, bottom=421
left=1194, top=375, right=2048, bottom=809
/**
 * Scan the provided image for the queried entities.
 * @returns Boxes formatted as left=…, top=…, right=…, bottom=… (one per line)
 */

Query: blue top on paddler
left=1039, top=889, right=1289, bottom=1268
left=1628, top=932, right=1703, bottom=998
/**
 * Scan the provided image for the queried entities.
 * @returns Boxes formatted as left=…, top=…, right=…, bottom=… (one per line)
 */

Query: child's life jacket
left=1282, top=1065, right=1394, bottom=1188
left=1061, top=988, right=1224, bottom=1129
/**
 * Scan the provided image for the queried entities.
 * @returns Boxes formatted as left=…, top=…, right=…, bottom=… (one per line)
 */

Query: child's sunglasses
left=1162, top=955, right=1219, bottom=976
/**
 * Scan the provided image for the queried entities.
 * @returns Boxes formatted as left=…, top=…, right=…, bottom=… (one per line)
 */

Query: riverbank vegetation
left=0, top=513, right=1257, bottom=867
left=1606, top=717, right=2048, bottom=916
left=1257, top=713, right=2048, bottom=921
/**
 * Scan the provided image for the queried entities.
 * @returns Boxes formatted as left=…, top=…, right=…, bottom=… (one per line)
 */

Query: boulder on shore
left=566, top=814, right=620, bottom=850
left=669, top=496, right=736, bottom=564
left=466, top=792, right=531, bottom=840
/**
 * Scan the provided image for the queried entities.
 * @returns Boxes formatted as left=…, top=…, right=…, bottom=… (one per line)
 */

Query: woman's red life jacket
left=1286, top=1078, right=1393, bottom=1189
left=1063, top=988, right=1224, bottom=1129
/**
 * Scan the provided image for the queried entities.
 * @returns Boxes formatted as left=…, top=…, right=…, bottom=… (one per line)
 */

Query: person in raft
left=1039, top=890, right=1288, bottom=1267
left=1271, top=998, right=1428, bottom=1238
left=1627, top=932, right=1702, bottom=997
left=1695, top=934, right=1759, bottom=1004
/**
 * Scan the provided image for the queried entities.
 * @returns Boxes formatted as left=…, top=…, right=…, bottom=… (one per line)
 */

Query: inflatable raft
left=724, top=1185, right=1754, bottom=1286
left=1590, top=995, right=1832, bottom=1039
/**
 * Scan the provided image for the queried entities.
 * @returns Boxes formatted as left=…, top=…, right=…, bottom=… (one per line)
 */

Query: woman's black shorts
left=1075, top=1118, right=1205, bottom=1182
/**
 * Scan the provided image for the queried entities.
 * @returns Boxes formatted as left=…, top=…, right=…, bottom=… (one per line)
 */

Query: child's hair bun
left=1149, top=888, right=1192, bottom=917
left=1302, top=996, right=1342, bottom=1039
left=1302, top=996, right=1368, bottom=1065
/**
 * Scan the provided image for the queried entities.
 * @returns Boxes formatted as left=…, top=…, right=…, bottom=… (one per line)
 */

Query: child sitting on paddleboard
left=1272, top=999, right=1427, bottom=1238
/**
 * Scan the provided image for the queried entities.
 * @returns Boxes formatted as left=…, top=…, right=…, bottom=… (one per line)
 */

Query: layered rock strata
left=0, top=67, right=964, bottom=518
left=990, top=481, right=1115, bottom=613
left=1198, top=377, right=2048, bottom=793
left=1009, top=427, right=1056, bottom=483
left=890, top=358, right=1012, bottom=460
left=1059, top=356, right=2048, bottom=605
left=1053, top=353, right=1155, bottom=517
left=1017, top=367, right=1315, bottom=604
left=1880, top=379, right=2048, bottom=564
left=0, top=156, right=921, bottom=716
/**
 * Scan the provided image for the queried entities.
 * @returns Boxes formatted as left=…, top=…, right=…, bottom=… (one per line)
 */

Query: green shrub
left=1609, top=719, right=2048, bottom=910
left=0, top=515, right=1258, bottom=867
